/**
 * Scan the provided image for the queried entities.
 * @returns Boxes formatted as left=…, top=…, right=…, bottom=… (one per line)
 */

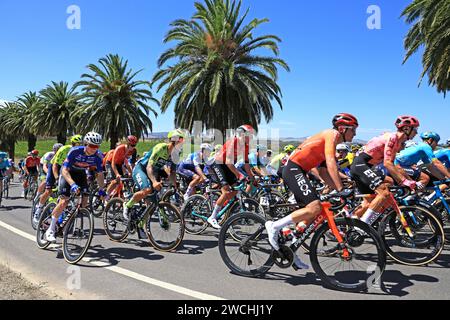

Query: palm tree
left=402, top=0, right=450, bottom=95
left=74, top=54, right=159, bottom=149
left=0, top=102, right=26, bottom=157
left=30, top=81, right=80, bottom=144
left=152, top=0, right=289, bottom=133
left=12, top=92, right=41, bottom=151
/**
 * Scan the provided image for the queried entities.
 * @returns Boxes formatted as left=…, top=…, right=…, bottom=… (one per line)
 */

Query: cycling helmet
left=284, top=145, right=296, bottom=153
left=332, top=113, right=359, bottom=128
left=31, top=150, right=39, bottom=156
left=84, top=132, right=103, bottom=146
left=336, top=143, right=350, bottom=152
left=70, top=134, right=83, bottom=144
left=53, top=143, right=64, bottom=152
left=236, top=124, right=256, bottom=136
left=420, top=131, right=441, bottom=143
left=168, top=129, right=185, bottom=142
left=395, top=115, right=420, bottom=129
left=127, top=135, right=138, bottom=146
left=256, top=144, right=267, bottom=152
left=200, top=143, right=214, bottom=151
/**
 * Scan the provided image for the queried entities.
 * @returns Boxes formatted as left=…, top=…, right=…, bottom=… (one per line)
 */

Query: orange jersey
left=112, top=144, right=135, bottom=165
left=102, top=149, right=115, bottom=166
left=25, top=156, right=41, bottom=168
left=289, top=129, right=340, bottom=171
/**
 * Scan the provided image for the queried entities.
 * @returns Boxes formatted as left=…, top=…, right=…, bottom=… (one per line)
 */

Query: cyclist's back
left=434, top=148, right=450, bottom=168
left=395, top=142, right=435, bottom=167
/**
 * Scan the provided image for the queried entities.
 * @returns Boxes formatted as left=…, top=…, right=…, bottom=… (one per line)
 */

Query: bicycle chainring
left=272, top=245, right=294, bottom=269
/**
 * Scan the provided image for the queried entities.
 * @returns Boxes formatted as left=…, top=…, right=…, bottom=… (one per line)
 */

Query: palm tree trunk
left=57, top=132, right=67, bottom=145
left=27, top=134, right=37, bottom=152
left=6, top=137, right=15, bottom=159
left=110, top=133, right=119, bottom=150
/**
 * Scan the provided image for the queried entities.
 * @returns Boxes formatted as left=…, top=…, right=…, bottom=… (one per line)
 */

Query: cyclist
left=266, top=145, right=295, bottom=178
left=210, top=144, right=223, bottom=159
left=209, top=125, right=257, bottom=229
left=0, top=151, right=12, bottom=196
left=434, top=144, right=450, bottom=169
left=32, top=143, right=65, bottom=223
left=35, top=144, right=64, bottom=202
left=265, top=113, right=359, bottom=270
left=124, top=129, right=186, bottom=220
left=22, top=150, right=41, bottom=198
left=395, top=131, right=449, bottom=187
left=44, top=133, right=106, bottom=242
left=177, top=143, right=214, bottom=201
left=351, top=116, right=420, bottom=224
left=106, top=135, right=138, bottom=197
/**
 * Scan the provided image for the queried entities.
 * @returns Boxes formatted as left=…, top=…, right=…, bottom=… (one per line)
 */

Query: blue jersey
left=434, top=149, right=450, bottom=168
left=0, top=156, right=11, bottom=170
left=395, top=142, right=436, bottom=167
left=236, top=152, right=267, bottom=170
left=181, top=152, right=205, bottom=168
left=63, top=146, right=103, bottom=172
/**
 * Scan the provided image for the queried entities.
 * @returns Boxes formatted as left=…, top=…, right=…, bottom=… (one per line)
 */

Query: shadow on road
left=175, top=238, right=219, bottom=255
left=0, top=205, right=31, bottom=211
left=74, top=244, right=165, bottom=267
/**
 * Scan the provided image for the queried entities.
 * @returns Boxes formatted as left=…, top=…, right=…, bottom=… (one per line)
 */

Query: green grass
left=13, top=139, right=164, bottom=160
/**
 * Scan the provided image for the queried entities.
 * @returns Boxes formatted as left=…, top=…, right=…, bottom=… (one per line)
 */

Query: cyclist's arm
left=383, top=136, right=406, bottom=184
left=53, top=164, right=60, bottom=179
left=243, top=163, right=255, bottom=180
left=96, top=171, right=106, bottom=189
left=111, top=161, right=120, bottom=178
left=427, top=159, right=450, bottom=180
left=61, top=167, right=75, bottom=187
left=125, top=160, right=133, bottom=177
left=193, top=154, right=207, bottom=180
left=324, top=131, right=343, bottom=191
left=146, top=163, right=158, bottom=186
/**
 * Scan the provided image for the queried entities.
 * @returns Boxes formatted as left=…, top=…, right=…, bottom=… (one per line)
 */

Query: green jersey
left=51, top=145, right=72, bottom=166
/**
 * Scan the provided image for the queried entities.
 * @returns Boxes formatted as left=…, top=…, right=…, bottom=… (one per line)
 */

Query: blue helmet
left=420, top=131, right=441, bottom=143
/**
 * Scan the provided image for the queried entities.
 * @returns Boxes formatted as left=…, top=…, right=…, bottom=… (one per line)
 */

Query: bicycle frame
left=426, top=179, right=450, bottom=216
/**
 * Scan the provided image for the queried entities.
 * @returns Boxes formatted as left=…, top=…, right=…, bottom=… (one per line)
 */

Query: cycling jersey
left=138, top=143, right=174, bottom=169
left=214, top=137, right=250, bottom=165
left=362, top=132, right=402, bottom=166
left=25, top=156, right=41, bottom=168
left=434, top=149, right=450, bottom=168
left=289, top=129, right=340, bottom=171
left=112, top=144, right=135, bottom=165
left=51, top=145, right=73, bottom=166
left=395, top=142, right=436, bottom=167
left=103, top=149, right=115, bottom=166
left=338, top=153, right=355, bottom=170
left=236, top=152, right=266, bottom=171
left=63, top=146, right=103, bottom=173
left=0, top=158, right=11, bottom=170
left=41, top=152, right=55, bottom=166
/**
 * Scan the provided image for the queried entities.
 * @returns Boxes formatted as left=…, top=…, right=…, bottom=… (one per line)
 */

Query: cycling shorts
left=350, top=153, right=385, bottom=194
left=58, top=170, right=89, bottom=197
left=210, top=163, right=238, bottom=187
left=282, top=161, right=319, bottom=206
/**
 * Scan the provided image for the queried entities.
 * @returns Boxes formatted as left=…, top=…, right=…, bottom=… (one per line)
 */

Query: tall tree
left=0, top=102, right=27, bottom=157
left=14, top=92, right=41, bottom=151
left=31, top=81, right=80, bottom=144
left=402, top=0, right=450, bottom=95
left=153, top=0, right=289, bottom=133
left=74, top=54, right=159, bottom=149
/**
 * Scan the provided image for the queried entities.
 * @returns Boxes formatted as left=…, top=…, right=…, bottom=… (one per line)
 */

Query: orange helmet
left=332, top=113, right=359, bottom=128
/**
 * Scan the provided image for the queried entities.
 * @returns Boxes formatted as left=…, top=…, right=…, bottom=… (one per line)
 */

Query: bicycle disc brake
left=272, top=245, right=294, bottom=269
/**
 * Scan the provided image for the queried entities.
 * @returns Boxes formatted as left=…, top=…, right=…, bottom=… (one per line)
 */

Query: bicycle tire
left=145, top=202, right=184, bottom=252
left=378, top=205, right=445, bottom=266
left=309, top=218, right=386, bottom=293
left=218, top=212, right=274, bottom=277
left=63, top=208, right=94, bottom=264
left=103, top=197, right=129, bottom=242
left=181, top=194, right=209, bottom=235
left=36, top=203, right=56, bottom=249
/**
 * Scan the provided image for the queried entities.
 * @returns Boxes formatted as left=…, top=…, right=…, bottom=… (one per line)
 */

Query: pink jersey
left=363, top=132, right=402, bottom=165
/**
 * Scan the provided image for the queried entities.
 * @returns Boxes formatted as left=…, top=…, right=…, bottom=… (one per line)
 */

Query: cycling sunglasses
left=87, top=144, right=100, bottom=149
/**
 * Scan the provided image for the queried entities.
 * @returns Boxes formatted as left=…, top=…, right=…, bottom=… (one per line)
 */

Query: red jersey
left=25, top=156, right=41, bottom=168
left=214, top=137, right=250, bottom=165
left=112, top=144, right=135, bottom=165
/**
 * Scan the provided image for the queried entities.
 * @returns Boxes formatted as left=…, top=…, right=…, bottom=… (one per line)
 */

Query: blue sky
left=0, top=0, right=448, bottom=141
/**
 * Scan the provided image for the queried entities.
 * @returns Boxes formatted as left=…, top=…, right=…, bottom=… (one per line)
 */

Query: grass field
left=13, top=139, right=164, bottom=160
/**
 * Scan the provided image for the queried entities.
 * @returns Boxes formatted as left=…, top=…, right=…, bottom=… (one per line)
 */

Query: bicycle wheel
left=89, top=189, right=105, bottom=218
left=218, top=212, right=274, bottom=277
left=310, top=218, right=386, bottom=293
left=378, top=205, right=445, bottom=266
left=36, top=203, right=56, bottom=249
left=103, top=197, right=129, bottom=242
left=145, top=202, right=184, bottom=252
left=181, top=194, right=209, bottom=235
left=161, top=188, right=184, bottom=209
left=63, top=208, right=94, bottom=264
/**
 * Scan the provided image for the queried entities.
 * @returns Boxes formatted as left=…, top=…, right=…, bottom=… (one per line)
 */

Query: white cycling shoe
left=265, top=221, right=280, bottom=251
left=292, top=254, right=310, bottom=271
left=207, top=217, right=221, bottom=230
left=45, top=229, right=56, bottom=243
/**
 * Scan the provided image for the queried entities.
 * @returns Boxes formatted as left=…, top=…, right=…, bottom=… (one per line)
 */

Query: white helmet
left=84, top=132, right=103, bottom=146
left=336, top=143, right=350, bottom=152
left=200, top=143, right=213, bottom=152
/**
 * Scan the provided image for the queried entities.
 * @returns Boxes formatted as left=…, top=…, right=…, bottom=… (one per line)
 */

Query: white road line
left=0, top=219, right=225, bottom=300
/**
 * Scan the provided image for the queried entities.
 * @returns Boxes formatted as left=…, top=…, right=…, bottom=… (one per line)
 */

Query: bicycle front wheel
left=379, top=205, right=445, bottom=266
left=62, top=208, right=94, bottom=264
left=218, top=212, right=274, bottom=277
left=310, top=218, right=386, bottom=293
left=36, top=203, right=56, bottom=249
left=146, top=202, right=184, bottom=252
left=103, top=198, right=129, bottom=242
left=181, top=194, right=209, bottom=235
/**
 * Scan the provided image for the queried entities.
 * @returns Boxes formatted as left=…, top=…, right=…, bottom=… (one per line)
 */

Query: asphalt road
left=1, top=180, right=449, bottom=300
